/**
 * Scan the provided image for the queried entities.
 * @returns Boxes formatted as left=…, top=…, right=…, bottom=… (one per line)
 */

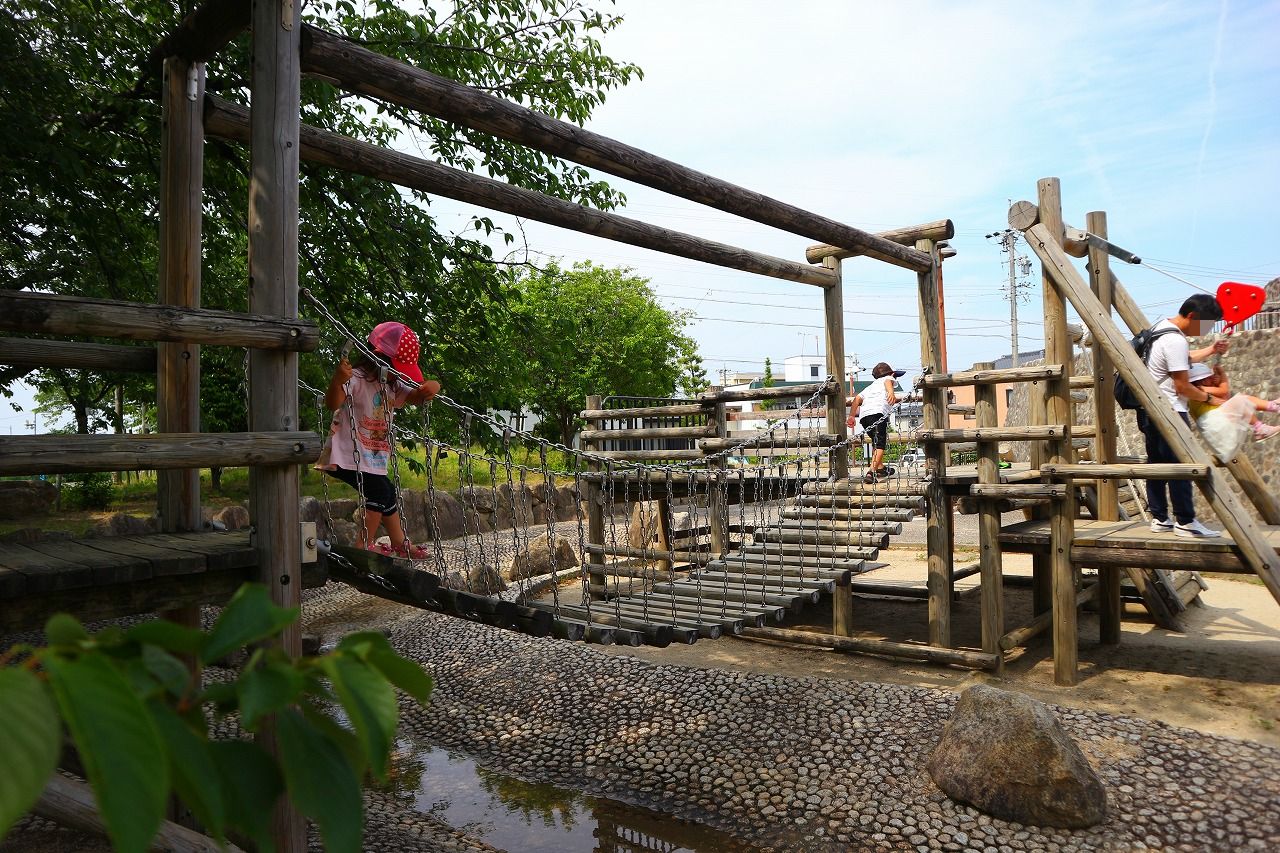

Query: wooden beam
left=249, top=3, right=305, bottom=848
left=741, top=626, right=999, bottom=669
left=916, top=238, right=952, bottom=648
left=298, top=26, right=933, bottom=273
left=1040, top=463, right=1210, bottom=480
left=999, top=582, right=1099, bottom=651
left=147, top=0, right=250, bottom=73
left=919, top=425, right=1066, bottom=442
left=700, top=433, right=838, bottom=452
left=697, top=380, right=837, bottom=403
left=824, top=256, right=849, bottom=479
left=1024, top=222, right=1280, bottom=605
left=204, top=97, right=837, bottom=288
left=584, top=395, right=605, bottom=601
left=919, top=364, right=1064, bottom=387
left=581, top=403, right=709, bottom=420
left=0, top=433, right=319, bottom=476
left=0, top=291, right=317, bottom=350
left=973, top=363, right=1004, bottom=665
left=579, top=425, right=716, bottom=442
left=805, top=219, right=954, bottom=263
left=0, top=338, right=156, bottom=372
left=592, top=449, right=706, bottom=461
left=970, top=483, right=1067, bottom=499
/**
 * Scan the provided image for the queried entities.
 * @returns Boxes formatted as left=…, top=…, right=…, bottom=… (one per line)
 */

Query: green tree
left=675, top=338, right=708, bottom=398
left=509, top=261, right=699, bottom=445
left=759, top=357, right=777, bottom=410
left=1, top=0, right=642, bottom=435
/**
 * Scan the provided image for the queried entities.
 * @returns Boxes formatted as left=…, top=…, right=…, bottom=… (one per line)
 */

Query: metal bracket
left=300, top=521, right=318, bottom=564
left=282, top=0, right=294, bottom=31
left=185, top=63, right=202, bottom=102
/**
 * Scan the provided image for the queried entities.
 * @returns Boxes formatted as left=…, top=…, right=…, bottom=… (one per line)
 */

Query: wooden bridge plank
left=73, top=537, right=207, bottom=577
left=144, top=532, right=258, bottom=571
left=0, top=543, right=97, bottom=595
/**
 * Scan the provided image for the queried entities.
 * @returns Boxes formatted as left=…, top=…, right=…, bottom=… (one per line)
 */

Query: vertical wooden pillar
left=1037, top=177, right=1078, bottom=686
left=707, top=387, right=729, bottom=556
left=916, top=238, right=952, bottom=648
left=157, top=58, right=205, bottom=653
left=248, top=2, right=305, bottom=849
left=822, top=256, right=849, bottom=481
left=584, top=395, right=604, bottom=599
left=973, top=363, right=1003, bottom=668
left=1086, top=211, right=1122, bottom=644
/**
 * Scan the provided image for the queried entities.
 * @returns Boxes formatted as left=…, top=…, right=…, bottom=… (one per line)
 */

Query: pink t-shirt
left=315, top=370, right=412, bottom=475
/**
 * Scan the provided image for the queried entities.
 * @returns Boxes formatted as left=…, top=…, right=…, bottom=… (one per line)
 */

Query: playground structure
left=3, top=2, right=1280, bottom=848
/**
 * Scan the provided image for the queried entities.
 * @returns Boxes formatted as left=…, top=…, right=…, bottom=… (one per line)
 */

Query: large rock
left=927, top=684, right=1107, bottom=828
left=507, top=534, right=579, bottom=582
left=441, top=562, right=506, bottom=594
left=458, top=485, right=495, bottom=513
left=552, top=485, right=579, bottom=522
left=215, top=505, right=250, bottom=531
left=423, top=492, right=466, bottom=541
left=0, top=480, right=57, bottom=520
left=496, top=483, right=535, bottom=528
left=90, top=512, right=158, bottom=538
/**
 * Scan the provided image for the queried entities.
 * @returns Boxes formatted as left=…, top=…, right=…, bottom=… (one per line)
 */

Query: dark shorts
left=860, top=414, right=889, bottom=451
left=325, top=467, right=399, bottom=515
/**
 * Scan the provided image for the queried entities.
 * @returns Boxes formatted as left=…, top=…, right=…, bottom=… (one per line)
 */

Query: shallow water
left=385, top=740, right=765, bottom=853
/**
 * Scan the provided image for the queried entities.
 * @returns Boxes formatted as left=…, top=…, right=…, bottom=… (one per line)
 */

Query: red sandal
left=394, top=543, right=430, bottom=559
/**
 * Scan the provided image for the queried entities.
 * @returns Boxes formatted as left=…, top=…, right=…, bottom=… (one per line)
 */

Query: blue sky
left=428, top=0, right=1278, bottom=384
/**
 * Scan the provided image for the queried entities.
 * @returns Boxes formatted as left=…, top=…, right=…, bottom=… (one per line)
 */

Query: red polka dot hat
left=368, top=322, right=424, bottom=383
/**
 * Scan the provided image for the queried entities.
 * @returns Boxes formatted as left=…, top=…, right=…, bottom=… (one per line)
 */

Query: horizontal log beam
left=1007, top=203, right=1142, bottom=264
left=999, top=582, right=1098, bottom=651
left=741, top=625, right=999, bottom=669
left=579, top=425, right=716, bottom=442
left=584, top=544, right=715, bottom=563
left=918, top=364, right=1063, bottom=388
left=591, top=449, right=707, bottom=461
left=948, top=404, right=976, bottom=415
left=204, top=97, right=835, bottom=288
left=0, top=432, right=320, bottom=475
left=148, top=0, right=250, bottom=73
left=0, top=291, right=318, bottom=351
left=581, top=403, right=709, bottom=420
left=969, top=484, right=1068, bottom=499
left=0, top=338, right=156, bottom=373
left=700, top=380, right=837, bottom=403
left=919, top=425, right=1066, bottom=442
left=1068, top=375, right=1094, bottom=389
left=299, top=26, right=933, bottom=273
left=1040, top=463, right=1211, bottom=480
left=699, top=433, right=838, bottom=452
left=804, top=219, right=954, bottom=263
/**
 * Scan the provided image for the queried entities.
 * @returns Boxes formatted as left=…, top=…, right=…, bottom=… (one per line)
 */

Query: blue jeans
left=1137, top=410, right=1195, bottom=525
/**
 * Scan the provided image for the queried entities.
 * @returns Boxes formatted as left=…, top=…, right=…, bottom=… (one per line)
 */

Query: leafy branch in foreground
left=0, top=584, right=432, bottom=853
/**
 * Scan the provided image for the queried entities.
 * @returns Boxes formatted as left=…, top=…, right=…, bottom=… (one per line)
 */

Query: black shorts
left=325, top=467, right=399, bottom=515
left=860, top=414, right=889, bottom=451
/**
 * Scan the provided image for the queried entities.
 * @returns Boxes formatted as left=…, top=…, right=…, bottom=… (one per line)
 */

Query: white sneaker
left=1175, top=519, right=1221, bottom=538
left=1149, top=518, right=1174, bottom=533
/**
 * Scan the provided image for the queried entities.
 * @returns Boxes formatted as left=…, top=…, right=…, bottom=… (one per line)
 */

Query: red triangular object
left=1217, top=282, right=1267, bottom=325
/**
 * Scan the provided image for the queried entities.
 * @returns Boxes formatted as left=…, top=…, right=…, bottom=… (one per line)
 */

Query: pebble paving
left=301, top=586, right=1280, bottom=852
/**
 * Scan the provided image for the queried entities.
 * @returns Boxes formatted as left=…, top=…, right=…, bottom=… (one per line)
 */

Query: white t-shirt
left=858, top=377, right=896, bottom=419
left=315, top=370, right=413, bottom=474
left=1145, top=319, right=1190, bottom=413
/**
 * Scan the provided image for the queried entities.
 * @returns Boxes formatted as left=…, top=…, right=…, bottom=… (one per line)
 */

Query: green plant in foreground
left=0, top=584, right=432, bottom=853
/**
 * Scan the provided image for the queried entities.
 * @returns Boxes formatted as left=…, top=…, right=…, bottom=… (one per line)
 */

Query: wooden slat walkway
left=999, top=518, right=1280, bottom=574
left=0, top=531, right=326, bottom=635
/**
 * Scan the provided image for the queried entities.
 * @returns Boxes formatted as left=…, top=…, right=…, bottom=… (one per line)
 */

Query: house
left=946, top=349, right=1044, bottom=428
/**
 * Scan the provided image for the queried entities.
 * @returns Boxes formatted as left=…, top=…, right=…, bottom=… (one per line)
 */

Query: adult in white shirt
left=1142, top=294, right=1228, bottom=538
left=847, top=362, right=902, bottom=483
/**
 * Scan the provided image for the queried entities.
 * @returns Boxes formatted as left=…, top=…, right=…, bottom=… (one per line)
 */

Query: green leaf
left=237, top=660, right=305, bottom=731
left=0, top=668, right=61, bottom=839
left=322, top=656, right=398, bottom=778
left=209, top=740, right=282, bottom=852
left=43, top=653, right=167, bottom=853
left=44, top=614, right=88, bottom=647
left=141, top=645, right=191, bottom=699
left=202, top=584, right=300, bottom=665
left=277, top=709, right=363, bottom=853
left=147, top=702, right=225, bottom=840
left=336, top=632, right=432, bottom=704
left=126, top=620, right=206, bottom=656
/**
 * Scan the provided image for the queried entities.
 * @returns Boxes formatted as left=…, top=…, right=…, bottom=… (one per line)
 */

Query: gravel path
left=302, top=586, right=1280, bottom=852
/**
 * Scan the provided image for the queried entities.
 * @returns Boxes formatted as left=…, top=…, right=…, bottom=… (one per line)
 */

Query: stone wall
left=1004, top=326, right=1280, bottom=523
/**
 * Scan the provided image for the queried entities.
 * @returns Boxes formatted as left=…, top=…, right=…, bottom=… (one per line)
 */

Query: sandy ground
left=591, top=543, right=1280, bottom=749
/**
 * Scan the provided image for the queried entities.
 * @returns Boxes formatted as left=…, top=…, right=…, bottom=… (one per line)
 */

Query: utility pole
left=986, top=228, right=1032, bottom=366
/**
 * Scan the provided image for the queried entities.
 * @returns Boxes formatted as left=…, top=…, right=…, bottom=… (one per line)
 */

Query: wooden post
left=1025, top=224, right=1280, bottom=605
left=1086, top=210, right=1122, bottom=644
left=248, top=2, right=305, bottom=849
left=973, top=363, right=1003, bottom=668
left=916, top=238, right=952, bottom=647
left=584, top=395, right=605, bottom=599
left=157, top=57, right=205, bottom=667
left=822, top=256, right=849, bottom=481
left=1037, top=178, right=1079, bottom=686
left=707, top=387, right=730, bottom=556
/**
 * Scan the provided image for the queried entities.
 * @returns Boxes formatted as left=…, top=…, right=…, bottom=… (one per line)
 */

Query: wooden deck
left=999, top=518, right=1280, bottom=574
left=0, top=531, right=326, bottom=634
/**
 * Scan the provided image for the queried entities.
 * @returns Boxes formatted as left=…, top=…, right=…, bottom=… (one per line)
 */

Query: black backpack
left=1114, top=326, right=1181, bottom=410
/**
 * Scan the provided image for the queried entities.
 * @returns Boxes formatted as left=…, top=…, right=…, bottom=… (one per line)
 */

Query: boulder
left=328, top=519, right=357, bottom=546
left=927, top=684, right=1107, bottom=828
left=215, top=505, right=251, bottom=531
left=0, top=480, right=58, bottom=520
left=298, top=496, right=329, bottom=541
left=441, top=562, right=506, bottom=594
left=398, top=489, right=429, bottom=542
left=464, top=509, right=494, bottom=534
left=552, top=485, right=579, bottom=522
left=90, top=512, right=159, bottom=538
left=327, top=498, right=359, bottom=522
left=458, top=485, right=495, bottom=513
left=497, top=483, right=535, bottom=527
left=507, top=534, right=579, bottom=582
left=424, top=492, right=466, bottom=541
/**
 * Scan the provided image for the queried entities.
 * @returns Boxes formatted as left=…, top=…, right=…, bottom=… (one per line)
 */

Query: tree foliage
left=507, top=261, right=697, bottom=445
left=0, top=584, right=433, bottom=853
left=0, top=0, right=643, bottom=438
